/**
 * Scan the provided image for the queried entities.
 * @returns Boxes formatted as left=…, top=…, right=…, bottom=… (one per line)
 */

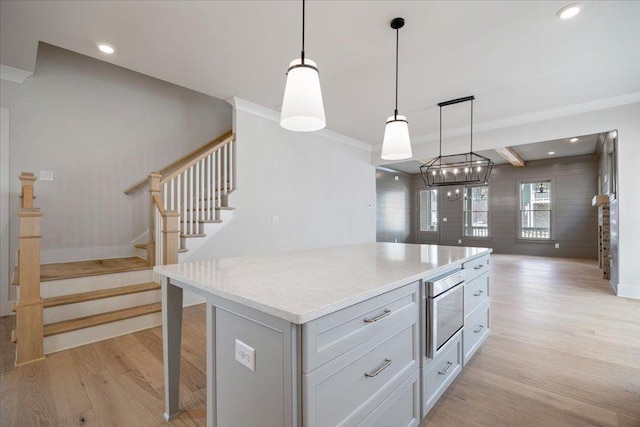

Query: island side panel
left=212, top=297, right=301, bottom=427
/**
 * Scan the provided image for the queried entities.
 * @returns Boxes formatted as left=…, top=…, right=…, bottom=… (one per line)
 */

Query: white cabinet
left=303, top=281, right=420, bottom=427
left=462, top=258, right=491, bottom=366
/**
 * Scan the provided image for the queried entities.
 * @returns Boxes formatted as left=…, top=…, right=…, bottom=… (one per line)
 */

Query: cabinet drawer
left=462, top=254, right=490, bottom=283
left=357, top=369, right=420, bottom=427
left=464, top=272, right=489, bottom=317
left=303, top=281, right=419, bottom=373
left=422, top=330, right=462, bottom=417
left=304, top=321, right=418, bottom=427
left=463, top=299, right=490, bottom=365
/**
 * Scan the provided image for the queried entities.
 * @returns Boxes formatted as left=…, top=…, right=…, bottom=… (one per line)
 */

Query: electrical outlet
left=555, top=243, right=560, bottom=249
left=235, top=339, right=255, bottom=372
left=443, top=217, right=448, bottom=222
left=394, top=238, right=398, bottom=243
left=40, top=171, right=53, bottom=181
left=394, top=176, right=399, bottom=181
left=458, top=239, right=462, bottom=244
left=271, top=216, right=279, bottom=224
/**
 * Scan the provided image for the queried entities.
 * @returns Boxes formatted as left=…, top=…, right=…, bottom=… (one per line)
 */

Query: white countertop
left=154, top=242, right=491, bottom=324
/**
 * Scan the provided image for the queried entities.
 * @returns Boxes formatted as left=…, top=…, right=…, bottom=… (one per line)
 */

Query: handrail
left=152, top=194, right=167, bottom=217
left=124, top=130, right=233, bottom=195
left=160, top=133, right=235, bottom=185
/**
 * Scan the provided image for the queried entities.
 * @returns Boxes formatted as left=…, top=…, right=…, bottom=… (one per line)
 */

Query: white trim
left=227, top=97, right=372, bottom=152
left=617, top=283, right=640, bottom=299
left=0, top=64, right=33, bottom=84
left=374, top=92, right=640, bottom=151
left=0, top=108, right=12, bottom=317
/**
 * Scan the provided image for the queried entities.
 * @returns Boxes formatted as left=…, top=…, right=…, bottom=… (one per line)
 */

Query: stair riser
left=44, top=312, right=162, bottom=355
left=39, top=270, right=154, bottom=298
left=133, top=247, right=148, bottom=259
left=44, top=290, right=161, bottom=324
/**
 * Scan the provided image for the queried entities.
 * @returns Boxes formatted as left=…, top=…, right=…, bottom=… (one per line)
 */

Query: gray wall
left=409, top=154, right=598, bottom=259
left=1, top=43, right=232, bottom=264
left=376, top=168, right=415, bottom=243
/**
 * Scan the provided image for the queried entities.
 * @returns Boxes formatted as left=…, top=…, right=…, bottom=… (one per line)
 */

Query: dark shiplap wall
left=376, top=168, right=416, bottom=243
left=411, top=154, right=598, bottom=259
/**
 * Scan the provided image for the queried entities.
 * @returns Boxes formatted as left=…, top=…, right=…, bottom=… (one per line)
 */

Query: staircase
left=11, top=131, right=236, bottom=365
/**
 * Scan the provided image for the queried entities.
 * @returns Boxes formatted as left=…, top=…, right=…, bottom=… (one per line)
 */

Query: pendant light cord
left=301, top=0, right=306, bottom=63
left=394, top=27, right=399, bottom=119
left=470, top=99, right=473, bottom=153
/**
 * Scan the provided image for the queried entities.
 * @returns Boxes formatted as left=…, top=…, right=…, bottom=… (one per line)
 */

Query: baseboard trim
left=616, top=283, right=640, bottom=299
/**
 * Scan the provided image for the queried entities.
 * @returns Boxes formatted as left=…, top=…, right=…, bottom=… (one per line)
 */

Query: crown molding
left=373, top=92, right=640, bottom=151
left=227, top=97, right=372, bottom=152
left=0, top=65, right=33, bottom=84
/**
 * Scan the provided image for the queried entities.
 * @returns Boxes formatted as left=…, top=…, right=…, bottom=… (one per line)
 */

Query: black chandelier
left=420, top=96, right=494, bottom=187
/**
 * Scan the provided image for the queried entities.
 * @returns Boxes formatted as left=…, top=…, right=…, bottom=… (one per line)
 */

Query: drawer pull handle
left=474, top=325, right=485, bottom=333
left=364, top=309, right=391, bottom=323
left=473, top=290, right=484, bottom=297
left=438, top=361, right=454, bottom=376
left=365, top=358, right=392, bottom=378
left=474, top=264, right=484, bottom=270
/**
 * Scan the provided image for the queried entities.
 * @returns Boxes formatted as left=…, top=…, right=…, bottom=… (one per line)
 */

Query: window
left=463, top=185, right=489, bottom=237
left=519, top=181, right=552, bottom=240
left=419, top=189, right=438, bottom=232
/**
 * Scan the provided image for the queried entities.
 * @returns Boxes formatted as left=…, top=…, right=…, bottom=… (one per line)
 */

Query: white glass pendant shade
left=381, top=115, right=412, bottom=160
left=280, top=58, right=326, bottom=132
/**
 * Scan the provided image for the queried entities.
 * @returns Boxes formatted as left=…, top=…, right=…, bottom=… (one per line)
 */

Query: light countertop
left=154, top=242, right=491, bottom=324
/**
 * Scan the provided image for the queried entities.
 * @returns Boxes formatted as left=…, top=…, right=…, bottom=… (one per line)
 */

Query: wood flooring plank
left=45, top=351, right=93, bottom=421
left=58, top=409, right=99, bottom=427
left=82, top=370, right=159, bottom=427
left=0, top=361, right=60, bottom=426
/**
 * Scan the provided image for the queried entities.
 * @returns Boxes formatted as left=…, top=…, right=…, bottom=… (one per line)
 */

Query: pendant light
left=420, top=96, right=494, bottom=187
left=280, top=0, right=326, bottom=132
left=381, top=17, right=412, bottom=160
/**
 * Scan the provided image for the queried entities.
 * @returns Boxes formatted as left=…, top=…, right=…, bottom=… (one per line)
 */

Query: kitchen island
left=155, top=242, right=492, bottom=427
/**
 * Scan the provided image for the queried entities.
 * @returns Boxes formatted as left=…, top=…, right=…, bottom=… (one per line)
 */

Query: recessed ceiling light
left=569, top=137, right=579, bottom=142
left=98, top=44, right=115, bottom=54
left=557, top=4, right=581, bottom=20
left=548, top=151, right=556, bottom=155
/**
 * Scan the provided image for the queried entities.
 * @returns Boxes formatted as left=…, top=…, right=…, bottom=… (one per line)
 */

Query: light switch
left=443, top=217, right=448, bottom=222
left=555, top=243, right=560, bottom=249
left=40, top=171, right=53, bottom=181
left=458, top=239, right=462, bottom=244
left=235, top=339, right=255, bottom=372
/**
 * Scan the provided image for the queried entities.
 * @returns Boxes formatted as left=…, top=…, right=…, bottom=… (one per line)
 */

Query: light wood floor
left=1, top=255, right=639, bottom=426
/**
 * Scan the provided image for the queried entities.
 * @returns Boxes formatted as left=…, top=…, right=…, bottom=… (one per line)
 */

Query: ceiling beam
left=494, top=147, right=526, bottom=167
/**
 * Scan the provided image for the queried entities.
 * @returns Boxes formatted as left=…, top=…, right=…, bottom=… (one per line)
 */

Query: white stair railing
left=159, top=134, right=236, bottom=238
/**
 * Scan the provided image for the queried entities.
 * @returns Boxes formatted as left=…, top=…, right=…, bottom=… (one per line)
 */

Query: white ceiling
left=386, top=133, right=601, bottom=174
left=1, top=1, right=639, bottom=146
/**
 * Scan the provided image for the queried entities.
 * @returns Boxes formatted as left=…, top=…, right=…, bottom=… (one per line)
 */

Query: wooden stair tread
left=180, top=219, right=223, bottom=224
left=43, top=303, right=161, bottom=337
left=134, top=243, right=148, bottom=249
left=43, top=282, right=160, bottom=308
left=12, top=256, right=151, bottom=285
left=178, top=248, right=189, bottom=253
left=180, top=233, right=206, bottom=238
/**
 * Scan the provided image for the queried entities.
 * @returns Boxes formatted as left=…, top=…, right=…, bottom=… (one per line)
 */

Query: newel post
left=163, top=212, right=180, bottom=265
left=15, top=173, right=44, bottom=366
left=19, top=172, right=36, bottom=208
left=148, top=173, right=162, bottom=266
